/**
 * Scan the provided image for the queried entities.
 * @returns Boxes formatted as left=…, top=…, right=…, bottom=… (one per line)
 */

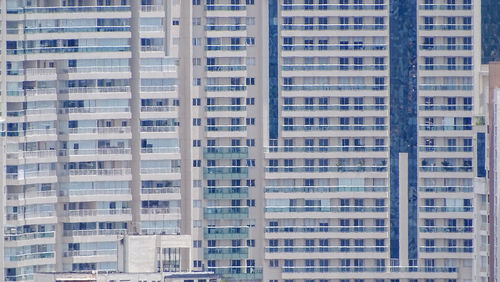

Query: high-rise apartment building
left=0, top=0, right=491, bottom=282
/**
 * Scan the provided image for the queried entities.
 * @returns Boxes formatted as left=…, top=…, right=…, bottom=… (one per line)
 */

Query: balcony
left=24, top=26, right=130, bottom=33
left=281, top=4, right=386, bottom=10
left=418, top=105, right=473, bottom=111
left=141, top=187, right=180, bottom=194
left=282, top=24, right=386, bottom=31
left=141, top=147, right=180, bottom=154
left=206, top=125, right=247, bottom=132
left=205, top=45, right=247, bottom=51
left=266, top=146, right=387, bottom=153
left=205, top=4, right=246, bottom=10
left=265, top=226, right=387, bottom=233
left=59, top=148, right=131, bottom=156
left=4, top=231, right=55, bottom=242
left=141, top=4, right=164, bottom=12
left=205, top=105, right=247, bottom=112
left=419, top=166, right=472, bottom=172
left=419, top=44, right=472, bottom=51
left=204, top=186, right=249, bottom=199
left=205, top=25, right=247, bottom=31
left=419, top=247, right=473, bottom=253
left=265, top=186, right=388, bottom=193
left=8, top=46, right=131, bottom=55
left=418, top=24, right=472, bottom=31
left=282, top=44, right=387, bottom=51
left=63, top=229, right=127, bottom=237
left=6, top=252, right=54, bottom=262
left=209, top=267, right=263, bottom=280
left=204, top=247, right=248, bottom=259
left=6, top=170, right=56, bottom=180
left=205, top=85, right=247, bottom=92
left=64, top=168, right=131, bottom=176
left=282, top=266, right=457, bottom=273
left=203, top=146, right=248, bottom=159
left=419, top=84, right=473, bottom=91
left=8, top=5, right=130, bottom=14
left=265, top=166, right=387, bottom=173
left=60, top=86, right=130, bottom=95
left=282, top=85, right=387, bottom=91
left=140, top=207, right=181, bottom=215
left=418, top=125, right=472, bottom=131
left=140, top=167, right=180, bottom=174
left=62, top=208, right=131, bottom=217
left=282, top=105, right=387, bottom=111
left=58, top=106, right=130, bottom=114
left=418, top=4, right=472, bottom=10
left=418, top=186, right=473, bottom=193
left=266, top=246, right=386, bottom=253
left=283, top=64, right=387, bottom=71
left=204, top=227, right=249, bottom=239
left=282, top=125, right=387, bottom=131
left=6, top=190, right=56, bottom=200
left=203, top=167, right=249, bottom=180
left=141, top=106, right=177, bottom=112
left=265, top=206, right=387, bottom=213
left=140, top=126, right=177, bottom=133
left=65, top=127, right=131, bottom=135
left=59, top=188, right=130, bottom=197
left=7, top=150, right=57, bottom=159
left=63, top=66, right=130, bottom=73
left=419, top=146, right=473, bottom=152
left=204, top=207, right=249, bottom=219
left=206, top=65, right=247, bottom=72
left=419, top=226, right=473, bottom=233
left=419, top=206, right=473, bottom=212
left=63, top=249, right=117, bottom=257
left=7, top=108, right=57, bottom=117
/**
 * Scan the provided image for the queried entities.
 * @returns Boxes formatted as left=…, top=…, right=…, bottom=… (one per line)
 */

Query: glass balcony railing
left=283, top=64, right=387, bottom=71
left=206, top=65, right=247, bottom=71
left=265, top=186, right=388, bottom=193
left=265, top=146, right=387, bottom=153
left=265, top=206, right=387, bottom=213
left=418, top=24, right=472, bottom=30
left=204, top=227, right=249, bottom=239
left=282, top=44, right=387, bottom=51
left=266, top=246, right=387, bottom=253
left=4, top=231, right=55, bottom=241
left=208, top=267, right=263, bottom=280
left=265, top=166, right=387, bottom=173
left=205, top=45, right=247, bottom=51
left=282, top=125, right=387, bottom=131
left=204, top=207, right=249, bottom=219
left=419, top=247, right=473, bottom=253
left=281, top=4, right=386, bottom=10
left=7, top=46, right=130, bottom=55
left=418, top=65, right=473, bottom=71
left=7, top=5, right=130, bottom=14
left=204, top=247, right=248, bottom=259
left=418, top=4, right=472, bottom=10
left=419, top=166, right=472, bottom=172
left=419, top=125, right=472, bottom=131
left=205, top=25, right=247, bottom=31
left=282, top=104, right=387, bottom=111
left=205, top=105, right=247, bottom=111
left=419, top=226, right=473, bottom=233
left=282, top=24, right=386, bottom=31
left=419, top=84, right=473, bottom=91
left=418, top=146, right=473, bottom=152
left=265, top=226, right=387, bottom=233
left=283, top=85, right=387, bottom=91
left=24, top=26, right=130, bottom=33
left=419, top=206, right=473, bottom=212
left=204, top=186, right=249, bottom=199
left=282, top=266, right=457, bottom=273
left=418, top=104, right=473, bottom=111
left=418, top=186, right=473, bottom=193
left=205, top=85, right=247, bottom=91
left=419, top=44, right=472, bottom=51
left=205, top=4, right=246, bottom=11
left=205, top=125, right=247, bottom=132
left=203, top=146, right=248, bottom=159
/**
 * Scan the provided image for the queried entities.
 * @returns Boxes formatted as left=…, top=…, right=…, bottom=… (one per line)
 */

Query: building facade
left=0, top=0, right=491, bottom=282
